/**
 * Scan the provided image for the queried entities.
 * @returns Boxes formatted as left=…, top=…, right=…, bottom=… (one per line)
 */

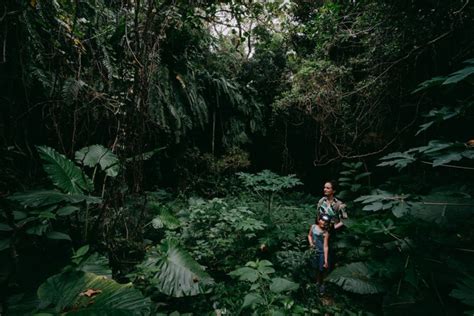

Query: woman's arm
left=323, top=232, right=329, bottom=268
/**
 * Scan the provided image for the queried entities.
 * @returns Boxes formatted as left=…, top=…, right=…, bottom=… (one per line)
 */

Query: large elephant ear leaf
left=327, top=262, right=385, bottom=294
left=37, top=271, right=151, bottom=315
left=450, top=274, right=474, bottom=315
left=75, top=145, right=120, bottom=177
left=37, top=146, right=93, bottom=194
left=152, top=239, right=214, bottom=297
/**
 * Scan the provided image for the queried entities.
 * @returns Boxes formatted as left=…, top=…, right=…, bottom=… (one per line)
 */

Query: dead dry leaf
left=79, top=289, right=102, bottom=298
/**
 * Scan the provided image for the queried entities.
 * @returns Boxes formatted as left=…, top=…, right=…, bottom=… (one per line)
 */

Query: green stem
left=84, top=202, right=89, bottom=242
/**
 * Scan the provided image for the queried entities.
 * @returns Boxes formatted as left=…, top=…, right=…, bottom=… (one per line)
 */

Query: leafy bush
left=181, top=197, right=266, bottom=272
left=229, top=260, right=303, bottom=315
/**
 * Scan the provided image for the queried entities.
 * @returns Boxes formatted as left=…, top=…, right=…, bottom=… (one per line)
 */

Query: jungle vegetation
left=0, top=0, right=473, bottom=315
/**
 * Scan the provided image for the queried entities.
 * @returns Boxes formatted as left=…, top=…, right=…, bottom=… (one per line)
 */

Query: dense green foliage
left=1, top=0, right=473, bottom=315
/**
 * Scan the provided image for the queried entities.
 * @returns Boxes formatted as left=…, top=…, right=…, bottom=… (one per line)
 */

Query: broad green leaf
left=432, top=151, right=463, bottom=166
left=75, top=145, right=120, bottom=177
left=242, top=293, right=264, bottom=309
left=450, top=274, right=474, bottom=308
left=269, top=277, right=299, bottom=293
left=412, top=76, right=446, bottom=93
left=9, top=190, right=101, bottom=207
left=152, top=239, right=214, bottom=297
left=4, top=293, right=39, bottom=315
left=26, top=224, right=48, bottom=236
left=250, top=283, right=260, bottom=291
left=340, top=171, right=354, bottom=175
left=254, top=259, right=273, bottom=267
left=0, top=238, right=11, bottom=251
left=77, top=253, right=112, bottom=278
left=463, top=150, right=474, bottom=160
left=409, top=193, right=472, bottom=224
left=382, top=201, right=394, bottom=210
left=257, top=264, right=275, bottom=277
left=391, top=202, right=409, bottom=218
left=270, top=310, right=286, bottom=316
left=362, top=202, right=384, bottom=212
left=0, top=223, right=13, bottom=231
left=327, top=262, right=384, bottom=294
left=57, top=206, right=80, bottom=216
left=443, top=65, right=474, bottom=85
left=355, top=172, right=371, bottom=180
left=17, top=217, right=36, bottom=227
left=47, top=231, right=71, bottom=241
left=355, top=191, right=407, bottom=206
left=39, top=211, right=56, bottom=220
left=229, top=267, right=259, bottom=283
left=415, top=140, right=454, bottom=154
left=37, top=271, right=151, bottom=315
left=416, top=107, right=461, bottom=135
left=378, top=152, right=416, bottom=169
left=13, top=211, right=27, bottom=220
left=37, top=146, right=93, bottom=194
left=350, top=184, right=362, bottom=192
left=416, top=121, right=434, bottom=135
left=74, top=245, right=90, bottom=258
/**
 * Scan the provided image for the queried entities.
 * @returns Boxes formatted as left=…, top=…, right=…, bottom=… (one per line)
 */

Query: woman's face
left=323, top=182, right=334, bottom=197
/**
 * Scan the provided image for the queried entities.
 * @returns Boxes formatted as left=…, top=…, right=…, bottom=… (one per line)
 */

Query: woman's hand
left=323, top=261, right=328, bottom=269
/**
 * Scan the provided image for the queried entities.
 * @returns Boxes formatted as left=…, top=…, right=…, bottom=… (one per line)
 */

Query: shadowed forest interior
left=0, top=0, right=473, bottom=315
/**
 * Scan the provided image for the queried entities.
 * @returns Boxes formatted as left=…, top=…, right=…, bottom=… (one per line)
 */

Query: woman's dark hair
left=325, top=180, right=338, bottom=192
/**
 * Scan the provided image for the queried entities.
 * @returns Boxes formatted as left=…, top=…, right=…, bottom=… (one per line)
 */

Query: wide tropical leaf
left=46, top=231, right=71, bottom=241
left=409, top=192, right=473, bottom=224
left=37, top=146, right=93, bottom=194
left=57, top=206, right=80, bottom=216
left=412, top=76, right=446, bottom=93
left=269, top=277, right=299, bottom=293
left=327, top=262, right=384, bottom=294
left=37, top=271, right=151, bottom=315
left=450, top=274, right=474, bottom=315
left=0, top=238, right=11, bottom=251
left=8, top=190, right=101, bottom=207
left=77, top=253, right=112, bottom=278
left=229, top=267, right=259, bottom=283
left=151, top=239, right=214, bottom=297
left=442, top=65, right=474, bottom=85
left=241, top=293, right=264, bottom=309
left=75, top=145, right=120, bottom=177
left=377, top=152, right=416, bottom=169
